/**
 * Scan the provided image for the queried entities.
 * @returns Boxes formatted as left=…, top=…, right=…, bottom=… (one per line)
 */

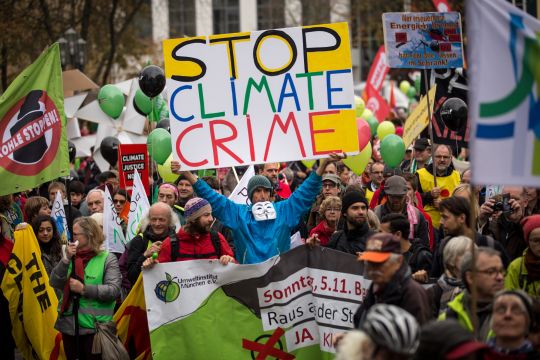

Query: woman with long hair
left=32, top=215, right=62, bottom=276
left=50, top=217, right=122, bottom=360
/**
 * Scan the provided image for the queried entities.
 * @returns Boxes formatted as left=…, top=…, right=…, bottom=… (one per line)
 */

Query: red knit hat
left=521, top=215, right=540, bottom=243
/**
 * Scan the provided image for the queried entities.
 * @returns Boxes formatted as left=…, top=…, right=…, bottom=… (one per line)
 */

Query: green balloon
left=407, top=86, right=417, bottom=99
left=149, top=96, right=168, bottom=122
left=135, top=89, right=152, bottom=115
left=147, top=128, right=172, bottom=165
left=366, top=115, right=379, bottom=136
left=380, top=134, right=405, bottom=168
left=98, top=85, right=125, bottom=119
left=414, top=76, right=421, bottom=94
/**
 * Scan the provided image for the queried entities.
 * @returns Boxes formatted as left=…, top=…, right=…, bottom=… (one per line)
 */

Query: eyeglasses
left=322, top=183, right=337, bottom=189
left=325, top=207, right=341, bottom=212
left=476, top=267, right=506, bottom=277
left=113, top=199, right=126, bottom=204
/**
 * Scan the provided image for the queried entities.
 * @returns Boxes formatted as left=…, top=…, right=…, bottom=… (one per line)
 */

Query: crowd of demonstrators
left=1, top=131, right=540, bottom=360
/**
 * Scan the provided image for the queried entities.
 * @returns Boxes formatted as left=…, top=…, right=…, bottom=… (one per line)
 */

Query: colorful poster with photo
left=382, top=12, right=463, bottom=69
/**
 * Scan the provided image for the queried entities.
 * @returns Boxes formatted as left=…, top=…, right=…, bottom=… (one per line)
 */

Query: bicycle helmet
left=360, top=304, right=420, bottom=356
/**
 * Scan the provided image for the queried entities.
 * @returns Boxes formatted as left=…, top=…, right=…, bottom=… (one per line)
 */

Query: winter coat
left=158, top=229, right=235, bottom=262
left=309, top=220, right=336, bottom=247
left=374, top=203, right=431, bottom=248
left=505, top=249, right=540, bottom=299
left=49, top=252, right=121, bottom=336
left=353, top=262, right=431, bottom=327
left=404, top=239, right=433, bottom=274
left=193, top=171, right=322, bottom=264
left=327, top=222, right=375, bottom=255
left=439, top=291, right=495, bottom=341
left=126, top=228, right=170, bottom=285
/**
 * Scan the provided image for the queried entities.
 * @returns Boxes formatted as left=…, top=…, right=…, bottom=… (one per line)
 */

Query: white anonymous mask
left=251, top=201, right=276, bottom=221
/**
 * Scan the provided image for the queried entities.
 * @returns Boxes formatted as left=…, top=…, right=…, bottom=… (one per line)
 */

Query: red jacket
left=158, top=229, right=235, bottom=263
left=309, top=220, right=335, bottom=247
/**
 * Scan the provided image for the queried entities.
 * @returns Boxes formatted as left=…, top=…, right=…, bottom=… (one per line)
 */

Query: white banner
left=51, top=190, right=69, bottom=243
left=468, top=0, right=540, bottom=187
left=228, top=165, right=255, bottom=205
left=126, top=169, right=151, bottom=241
left=103, top=186, right=126, bottom=253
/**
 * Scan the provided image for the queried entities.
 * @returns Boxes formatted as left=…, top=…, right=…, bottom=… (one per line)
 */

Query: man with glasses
left=374, top=176, right=430, bottom=248
left=364, top=162, right=385, bottom=205
left=439, top=247, right=505, bottom=341
left=416, top=144, right=461, bottom=229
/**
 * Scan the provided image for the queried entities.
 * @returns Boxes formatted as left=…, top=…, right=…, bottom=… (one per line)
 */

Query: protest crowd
left=1, top=0, right=540, bottom=359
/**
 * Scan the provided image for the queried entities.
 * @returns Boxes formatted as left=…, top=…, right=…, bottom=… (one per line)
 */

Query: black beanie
left=341, top=191, right=368, bottom=214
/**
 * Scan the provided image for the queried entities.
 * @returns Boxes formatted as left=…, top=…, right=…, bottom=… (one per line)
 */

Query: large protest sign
left=0, top=44, right=69, bottom=196
left=0, top=227, right=63, bottom=359
left=468, top=0, right=540, bottom=186
left=163, top=23, right=359, bottom=170
left=143, top=246, right=369, bottom=359
left=118, top=144, right=150, bottom=196
left=382, top=12, right=464, bottom=69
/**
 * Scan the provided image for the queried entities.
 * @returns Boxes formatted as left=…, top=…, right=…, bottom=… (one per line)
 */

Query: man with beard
left=353, top=233, right=431, bottom=327
left=126, top=202, right=181, bottom=285
left=374, top=176, right=430, bottom=247
left=326, top=191, right=376, bottom=255
left=143, top=198, right=235, bottom=265
left=416, top=144, right=461, bottom=229
left=260, top=162, right=291, bottom=201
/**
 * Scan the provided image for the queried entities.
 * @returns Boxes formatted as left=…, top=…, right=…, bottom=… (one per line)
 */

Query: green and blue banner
left=468, top=0, right=540, bottom=186
left=0, top=43, right=69, bottom=195
left=143, top=246, right=369, bottom=359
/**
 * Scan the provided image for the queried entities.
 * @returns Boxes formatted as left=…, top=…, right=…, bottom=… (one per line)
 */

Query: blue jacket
left=193, top=172, right=322, bottom=264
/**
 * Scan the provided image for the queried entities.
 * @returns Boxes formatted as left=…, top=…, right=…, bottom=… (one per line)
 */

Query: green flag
left=0, top=43, right=69, bottom=195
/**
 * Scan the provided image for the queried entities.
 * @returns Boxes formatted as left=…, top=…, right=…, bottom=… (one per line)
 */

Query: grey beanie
left=247, top=175, right=273, bottom=202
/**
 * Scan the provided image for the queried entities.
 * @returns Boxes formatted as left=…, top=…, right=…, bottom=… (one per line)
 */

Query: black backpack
left=170, top=229, right=222, bottom=261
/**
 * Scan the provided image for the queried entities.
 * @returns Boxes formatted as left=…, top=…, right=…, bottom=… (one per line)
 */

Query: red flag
left=365, top=83, right=390, bottom=122
left=366, top=46, right=389, bottom=92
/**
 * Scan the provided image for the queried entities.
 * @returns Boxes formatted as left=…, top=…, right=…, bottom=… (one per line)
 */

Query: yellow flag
left=0, top=226, right=64, bottom=359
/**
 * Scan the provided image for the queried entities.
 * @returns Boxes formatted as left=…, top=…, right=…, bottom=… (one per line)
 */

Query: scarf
left=406, top=203, right=419, bottom=240
left=524, top=249, right=540, bottom=281
left=60, top=248, right=96, bottom=315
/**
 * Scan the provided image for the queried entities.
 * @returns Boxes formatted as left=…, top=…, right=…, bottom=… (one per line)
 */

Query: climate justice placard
left=163, top=23, right=359, bottom=170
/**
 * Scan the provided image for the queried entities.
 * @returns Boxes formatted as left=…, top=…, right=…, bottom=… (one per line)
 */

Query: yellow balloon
left=377, top=121, right=396, bottom=141
left=158, top=154, right=179, bottom=183
left=361, top=108, right=373, bottom=120
left=302, top=159, right=316, bottom=169
left=354, top=96, right=365, bottom=117
left=343, top=142, right=372, bottom=175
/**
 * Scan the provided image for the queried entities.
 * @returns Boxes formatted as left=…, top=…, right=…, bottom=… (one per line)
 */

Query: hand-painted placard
left=163, top=23, right=359, bottom=170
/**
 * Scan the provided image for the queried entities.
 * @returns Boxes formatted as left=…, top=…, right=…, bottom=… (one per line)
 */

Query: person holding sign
left=171, top=155, right=343, bottom=264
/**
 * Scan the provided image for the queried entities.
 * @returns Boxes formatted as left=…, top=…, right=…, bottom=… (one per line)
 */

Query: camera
left=492, top=193, right=512, bottom=213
